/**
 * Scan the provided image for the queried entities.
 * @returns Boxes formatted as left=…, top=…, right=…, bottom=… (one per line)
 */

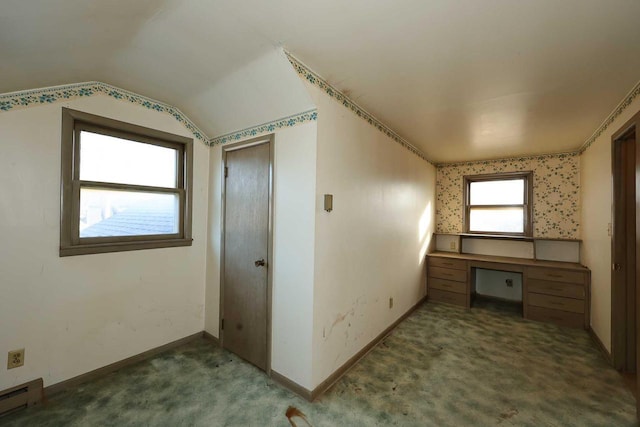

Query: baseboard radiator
left=0, top=379, right=43, bottom=418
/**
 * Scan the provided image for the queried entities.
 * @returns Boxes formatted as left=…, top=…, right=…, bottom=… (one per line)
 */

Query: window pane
left=469, top=207, right=524, bottom=233
left=469, top=179, right=524, bottom=205
left=80, top=131, right=177, bottom=188
left=80, top=188, right=179, bottom=237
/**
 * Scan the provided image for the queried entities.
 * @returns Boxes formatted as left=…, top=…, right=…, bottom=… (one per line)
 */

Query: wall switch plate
left=7, top=349, right=24, bottom=369
left=389, top=297, right=394, bottom=309
left=450, top=241, right=456, bottom=250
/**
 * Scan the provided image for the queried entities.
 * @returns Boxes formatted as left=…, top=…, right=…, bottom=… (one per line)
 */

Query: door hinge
left=224, top=166, right=228, bottom=178
left=221, top=318, right=224, bottom=330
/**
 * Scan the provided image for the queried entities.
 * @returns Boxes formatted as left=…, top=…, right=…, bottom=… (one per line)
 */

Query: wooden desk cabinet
left=524, top=266, right=590, bottom=329
left=428, top=257, right=469, bottom=308
left=427, top=252, right=591, bottom=329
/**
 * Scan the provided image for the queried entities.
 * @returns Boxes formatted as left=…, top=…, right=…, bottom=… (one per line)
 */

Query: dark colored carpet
left=1, top=302, right=634, bottom=426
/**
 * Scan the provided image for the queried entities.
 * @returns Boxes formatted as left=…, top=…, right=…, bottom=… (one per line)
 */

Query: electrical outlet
left=389, top=297, right=394, bottom=309
left=449, top=241, right=456, bottom=250
left=505, top=279, right=513, bottom=287
left=7, top=349, right=24, bottom=369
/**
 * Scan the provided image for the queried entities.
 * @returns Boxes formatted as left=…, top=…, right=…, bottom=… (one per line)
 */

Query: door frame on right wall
left=610, top=110, right=640, bottom=415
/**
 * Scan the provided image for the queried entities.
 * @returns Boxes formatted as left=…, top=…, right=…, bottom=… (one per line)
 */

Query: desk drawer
left=527, top=279, right=585, bottom=300
left=528, top=293, right=584, bottom=314
left=527, top=306, right=584, bottom=329
left=428, top=257, right=467, bottom=271
left=429, top=266, right=467, bottom=282
left=526, top=267, right=585, bottom=284
left=430, top=277, right=466, bottom=295
left=429, top=289, right=467, bottom=307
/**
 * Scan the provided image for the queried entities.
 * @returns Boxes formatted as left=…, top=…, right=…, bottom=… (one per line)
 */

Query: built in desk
left=426, top=251, right=591, bottom=329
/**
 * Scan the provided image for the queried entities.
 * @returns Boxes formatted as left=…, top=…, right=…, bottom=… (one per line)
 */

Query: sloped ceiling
left=1, top=0, right=639, bottom=162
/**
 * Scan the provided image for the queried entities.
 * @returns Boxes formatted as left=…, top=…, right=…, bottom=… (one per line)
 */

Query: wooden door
left=610, top=111, right=640, bottom=418
left=222, top=141, right=270, bottom=371
left=613, top=131, right=636, bottom=372
left=635, top=121, right=640, bottom=416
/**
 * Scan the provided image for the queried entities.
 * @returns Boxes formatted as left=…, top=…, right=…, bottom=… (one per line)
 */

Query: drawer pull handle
left=443, top=262, right=453, bottom=266
left=546, top=273, right=563, bottom=278
left=549, top=301, right=565, bottom=306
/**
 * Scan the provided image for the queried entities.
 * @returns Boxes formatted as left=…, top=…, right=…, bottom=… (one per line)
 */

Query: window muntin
left=60, top=108, right=193, bottom=256
left=464, top=172, right=532, bottom=236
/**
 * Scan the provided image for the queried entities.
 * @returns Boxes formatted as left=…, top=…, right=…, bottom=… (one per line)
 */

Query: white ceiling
left=1, top=0, right=639, bottom=162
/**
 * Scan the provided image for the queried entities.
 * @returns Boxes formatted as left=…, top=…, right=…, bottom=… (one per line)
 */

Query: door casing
left=611, top=124, right=637, bottom=372
left=609, top=110, right=640, bottom=418
left=219, top=135, right=275, bottom=374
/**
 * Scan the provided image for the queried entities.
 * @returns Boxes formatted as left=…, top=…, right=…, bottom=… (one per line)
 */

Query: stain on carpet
left=285, top=406, right=312, bottom=426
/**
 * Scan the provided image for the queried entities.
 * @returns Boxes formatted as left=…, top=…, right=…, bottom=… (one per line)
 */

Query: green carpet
left=1, top=301, right=635, bottom=426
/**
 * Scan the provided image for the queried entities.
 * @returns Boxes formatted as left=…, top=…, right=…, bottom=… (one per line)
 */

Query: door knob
left=255, top=258, right=266, bottom=267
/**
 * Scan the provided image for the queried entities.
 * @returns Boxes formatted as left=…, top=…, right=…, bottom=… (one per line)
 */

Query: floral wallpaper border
left=579, top=79, right=640, bottom=153
left=0, top=81, right=209, bottom=143
left=285, top=51, right=432, bottom=164
left=436, top=152, right=580, bottom=239
left=208, top=109, right=318, bottom=146
left=436, top=150, right=578, bottom=168
left=2, top=70, right=636, bottom=161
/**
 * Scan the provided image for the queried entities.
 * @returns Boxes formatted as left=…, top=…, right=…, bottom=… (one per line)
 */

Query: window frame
left=60, top=108, right=193, bottom=256
left=462, top=171, right=533, bottom=237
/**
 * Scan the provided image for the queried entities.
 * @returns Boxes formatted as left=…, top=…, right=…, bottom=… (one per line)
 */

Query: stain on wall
left=436, top=153, right=580, bottom=239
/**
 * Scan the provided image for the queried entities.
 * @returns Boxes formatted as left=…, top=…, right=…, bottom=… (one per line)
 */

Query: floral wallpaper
left=436, top=153, right=580, bottom=239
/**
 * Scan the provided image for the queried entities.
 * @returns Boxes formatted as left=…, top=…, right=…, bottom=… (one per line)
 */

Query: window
left=463, top=172, right=533, bottom=236
left=60, top=108, right=193, bottom=256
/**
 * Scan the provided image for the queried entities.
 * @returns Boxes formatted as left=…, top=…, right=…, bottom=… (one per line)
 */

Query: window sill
left=60, top=238, right=193, bottom=257
left=459, top=233, right=534, bottom=242
left=435, top=233, right=582, bottom=243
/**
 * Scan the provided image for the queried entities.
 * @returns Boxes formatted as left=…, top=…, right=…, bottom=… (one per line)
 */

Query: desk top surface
left=428, top=251, right=589, bottom=272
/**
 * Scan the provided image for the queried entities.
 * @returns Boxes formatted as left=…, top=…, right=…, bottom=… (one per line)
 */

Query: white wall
left=0, top=95, right=209, bottom=391
left=307, top=82, right=437, bottom=388
left=190, top=48, right=315, bottom=137
left=581, top=96, right=640, bottom=352
left=474, top=269, right=523, bottom=302
left=461, top=239, right=534, bottom=259
left=271, top=122, right=317, bottom=389
left=204, top=122, right=318, bottom=390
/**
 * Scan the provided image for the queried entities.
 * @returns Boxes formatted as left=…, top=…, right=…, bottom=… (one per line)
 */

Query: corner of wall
left=204, top=144, right=223, bottom=336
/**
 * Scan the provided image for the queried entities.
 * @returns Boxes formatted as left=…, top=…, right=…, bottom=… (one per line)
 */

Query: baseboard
left=309, top=295, right=427, bottom=401
left=270, top=371, right=313, bottom=401
left=44, top=332, right=204, bottom=397
left=588, top=327, right=612, bottom=365
left=202, top=330, right=220, bottom=345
